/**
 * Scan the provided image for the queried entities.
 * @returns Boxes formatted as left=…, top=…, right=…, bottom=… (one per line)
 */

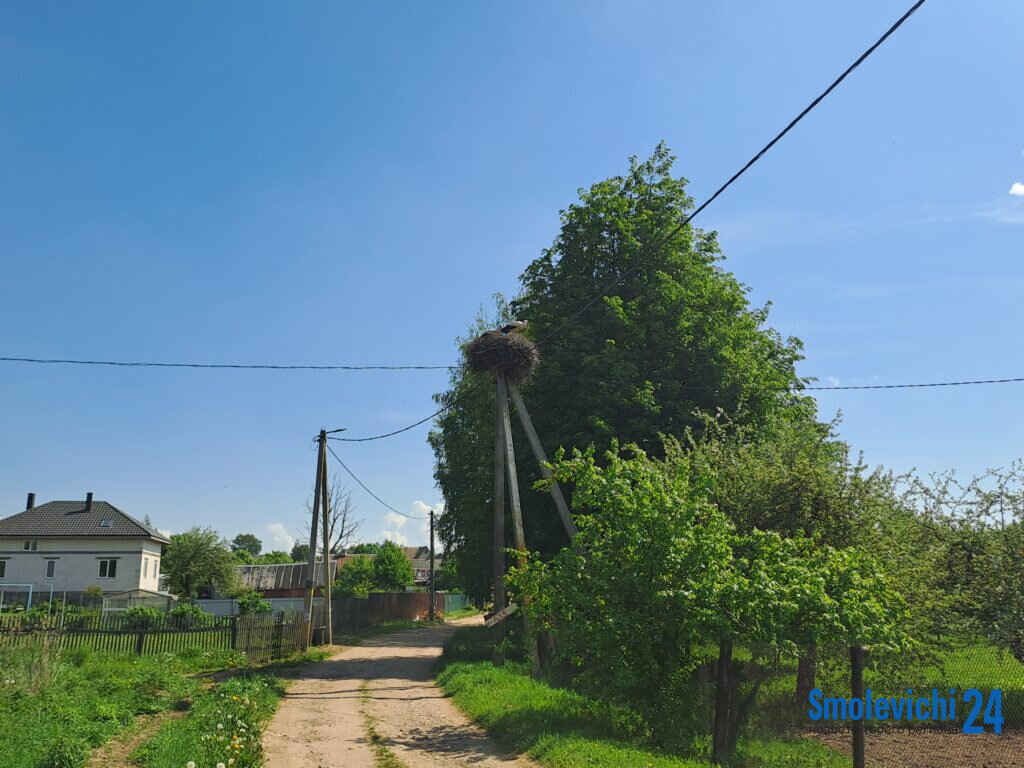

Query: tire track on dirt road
left=263, top=619, right=534, bottom=768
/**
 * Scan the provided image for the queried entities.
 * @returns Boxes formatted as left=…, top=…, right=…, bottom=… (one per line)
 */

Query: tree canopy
left=431, top=146, right=811, bottom=599
left=230, top=533, right=262, bottom=557
left=163, top=527, right=238, bottom=598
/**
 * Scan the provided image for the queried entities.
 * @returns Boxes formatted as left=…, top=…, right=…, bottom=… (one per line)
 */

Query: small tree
left=163, top=527, right=238, bottom=598
left=290, top=543, right=310, bottom=562
left=334, top=556, right=375, bottom=597
left=372, top=541, right=414, bottom=591
left=513, top=442, right=907, bottom=753
left=231, top=533, right=263, bottom=558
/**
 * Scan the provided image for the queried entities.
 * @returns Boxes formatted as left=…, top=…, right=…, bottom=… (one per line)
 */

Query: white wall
left=0, top=537, right=164, bottom=595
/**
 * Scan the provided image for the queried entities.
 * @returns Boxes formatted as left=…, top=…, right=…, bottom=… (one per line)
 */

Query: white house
left=0, top=493, right=169, bottom=601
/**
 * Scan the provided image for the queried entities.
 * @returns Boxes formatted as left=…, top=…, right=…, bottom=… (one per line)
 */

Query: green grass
left=132, top=674, right=284, bottom=768
left=0, top=640, right=246, bottom=768
left=443, top=606, right=483, bottom=621
left=436, top=646, right=845, bottom=768
left=359, top=680, right=409, bottom=768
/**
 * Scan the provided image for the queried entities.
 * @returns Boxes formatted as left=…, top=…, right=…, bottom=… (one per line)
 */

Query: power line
left=326, top=444, right=428, bottom=519
left=328, top=380, right=485, bottom=443
left=806, top=377, right=1024, bottom=391
left=556, top=373, right=1024, bottom=392
left=537, top=0, right=926, bottom=346
left=335, top=0, right=929, bottom=441
left=0, top=356, right=457, bottom=372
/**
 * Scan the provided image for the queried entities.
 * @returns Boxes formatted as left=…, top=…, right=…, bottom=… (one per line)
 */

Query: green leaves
left=513, top=443, right=907, bottom=745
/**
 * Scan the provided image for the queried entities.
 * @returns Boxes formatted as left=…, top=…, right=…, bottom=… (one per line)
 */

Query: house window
left=98, top=559, right=118, bottom=579
left=45, top=560, right=56, bottom=579
left=23, top=540, right=37, bottom=551
left=153, top=560, right=159, bottom=579
left=143, top=558, right=149, bottom=578
left=0, top=561, right=6, bottom=578
left=99, top=519, right=113, bottom=528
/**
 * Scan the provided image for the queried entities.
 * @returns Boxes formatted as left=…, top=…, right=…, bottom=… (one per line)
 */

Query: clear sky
left=2, top=1, right=1022, bottom=550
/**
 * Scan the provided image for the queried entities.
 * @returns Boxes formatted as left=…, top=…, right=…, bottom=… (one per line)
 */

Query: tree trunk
left=796, top=643, right=818, bottom=700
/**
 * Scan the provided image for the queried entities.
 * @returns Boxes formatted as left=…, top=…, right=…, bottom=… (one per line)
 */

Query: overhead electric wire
left=537, top=0, right=927, bottom=346
left=326, top=444, right=428, bottom=519
left=805, top=377, right=1024, bottom=391
left=1, top=2, right=932, bottom=443
left=0, top=356, right=457, bottom=371
left=334, top=0, right=930, bottom=442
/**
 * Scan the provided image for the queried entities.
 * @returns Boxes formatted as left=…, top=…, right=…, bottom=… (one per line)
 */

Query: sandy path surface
left=263, top=619, right=534, bottom=768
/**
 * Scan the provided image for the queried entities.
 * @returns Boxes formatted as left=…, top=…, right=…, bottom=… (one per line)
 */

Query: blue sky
left=2, top=1, right=1022, bottom=550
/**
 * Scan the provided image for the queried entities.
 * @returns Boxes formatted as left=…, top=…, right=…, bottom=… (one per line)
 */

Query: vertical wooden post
left=712, top=638, right=733, bottom=765
left=303, top=433, right=325, bottom=645
left=508, top=383, right=577, bottom=539
left=851, top=645, right=866, bottom=768
left=429, top=510, right=436, bottom=621
left=320, top=435, right=333, bottom=646
left=497, top=372, right=542, bottom=679
left=492, top=371, right=507, bottom=666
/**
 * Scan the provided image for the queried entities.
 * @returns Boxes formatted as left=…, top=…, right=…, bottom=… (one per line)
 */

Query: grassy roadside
left=0, top=642, right=247, bottom=768
left=132, top=674, right=284, bottom=768
left=127, top=622, right=438, bottom=768
left=436, top=629, right=847, bottom=768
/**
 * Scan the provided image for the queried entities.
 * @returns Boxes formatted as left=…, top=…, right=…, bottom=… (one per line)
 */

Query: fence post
left=711, top=638, right=733, bottom=765
left=230, top=615, right=239, bottom=651
left=851, top=645, right=866, bottom=768
left=135, top=628, right=146, bottom=656
left=274, top=612, right=284, bottom=660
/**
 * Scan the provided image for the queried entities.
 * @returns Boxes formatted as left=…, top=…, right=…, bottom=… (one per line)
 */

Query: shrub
left=123, top=605, right=163, bottom=629
left=235, top=590, right=272, bottom=615
left=169, top=602, right=214, bottom=628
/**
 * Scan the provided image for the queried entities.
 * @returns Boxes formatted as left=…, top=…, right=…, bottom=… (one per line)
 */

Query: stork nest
left=464, top=331, right=539, bottom=385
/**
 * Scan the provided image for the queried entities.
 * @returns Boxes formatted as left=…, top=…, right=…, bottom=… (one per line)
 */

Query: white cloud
left=413, top=500, right=443, bottom=516
left=264, top=523, right=295, bottom=553
left=157, top=528, right=173, bottom=539
left=380, top=529, right=409, bottom=546
left=385, top=512, right=408, bottom=529
left=826, top=376, right=841, bottom=387
left=1010, top=183, right=1024, bottom=196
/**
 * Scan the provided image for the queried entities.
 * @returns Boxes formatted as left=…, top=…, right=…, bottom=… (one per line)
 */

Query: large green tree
left=431, top=146, right=810, bottom=599
left=163, top=527, right=238, bottom=598
left=372, top=541, right=415, bottom=591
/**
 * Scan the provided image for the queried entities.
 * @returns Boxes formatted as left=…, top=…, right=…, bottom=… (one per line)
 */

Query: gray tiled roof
left=0, top=500, right=169, bottom=542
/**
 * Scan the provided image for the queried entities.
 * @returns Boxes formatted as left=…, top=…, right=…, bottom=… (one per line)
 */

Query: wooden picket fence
left=0, top=610, right=309, bottom=662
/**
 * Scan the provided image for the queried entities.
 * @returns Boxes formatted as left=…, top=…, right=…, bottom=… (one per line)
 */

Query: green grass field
left=0, top=641, right=246, bottom=768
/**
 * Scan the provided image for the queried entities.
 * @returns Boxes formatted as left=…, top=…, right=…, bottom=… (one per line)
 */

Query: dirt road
left=262, top=620, right=534, bottom=768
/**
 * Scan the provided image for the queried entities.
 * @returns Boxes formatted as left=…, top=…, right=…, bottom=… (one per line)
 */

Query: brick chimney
left=26, top=492, right=35, bottom=510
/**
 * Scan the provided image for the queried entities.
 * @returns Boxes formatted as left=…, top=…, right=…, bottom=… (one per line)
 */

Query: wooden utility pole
left=492, top=370, right=507, bottom=666
left=320, top=431, right=333, bottom=646
left=507, top=383, right=576, bottom=540
left=303, top=432, right=325, bottom=645
left=497, top=372, right=542, bottom=678
left=429, top=510, right=436, bottom=621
